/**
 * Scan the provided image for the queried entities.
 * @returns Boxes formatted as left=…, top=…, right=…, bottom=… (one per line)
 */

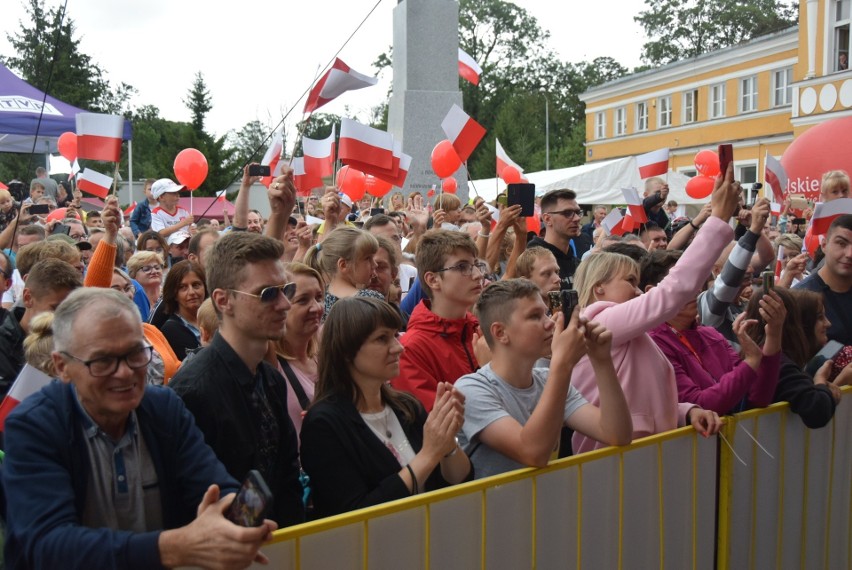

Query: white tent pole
left=128, top=139, right=133, bottom=206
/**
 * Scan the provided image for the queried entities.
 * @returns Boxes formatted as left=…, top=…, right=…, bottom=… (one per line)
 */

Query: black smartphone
left=560, top=289, right=579, bottom=322
left=248, top=164, right=271, bottom=177
left=547, top=291, right=562, bottom=314
left=370, top=207, right=385, bottom=216
left=226, top=470, right=274, bottom=527
left=51, top=223, right=70, bottom=236
left=718, top=144, right=733, bottom=176
left=28, top=204, right=50, bottom=215
left=761, top=271, right=774, bottom=294
left=805, top=340, right=845, bottom=377
left=792, top=217, right=807, bottom=225
left=507, top=183, right=535, bottom=217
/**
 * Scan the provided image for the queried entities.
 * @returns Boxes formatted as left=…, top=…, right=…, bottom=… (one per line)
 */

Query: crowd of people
left=0, top=160, right=849, bottom=568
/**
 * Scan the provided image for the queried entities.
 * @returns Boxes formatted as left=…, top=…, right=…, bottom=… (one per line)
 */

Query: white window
left=658, top=96, right=672, bottom=128
left=833, top=0, right=850, bottom=72
left=615, top=107, right=626, bottom=136
left=737, top=164, right=759, bottom=202
left=740, top=76, right=758, bottom=113
left=636, top=102, right=648, bottom=131
left=710, top=83, right=727, bottom=118
left=773, top=68, right=793, bottom=106
left=595, top=111, right=606, bottom=139
left=683, top=90, right=698, bottom=123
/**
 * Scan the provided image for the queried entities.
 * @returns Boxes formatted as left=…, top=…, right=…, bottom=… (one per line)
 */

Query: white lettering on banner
left=787, top=177, right=821, bottom=200
left=0, top=96, right=62, bottom=116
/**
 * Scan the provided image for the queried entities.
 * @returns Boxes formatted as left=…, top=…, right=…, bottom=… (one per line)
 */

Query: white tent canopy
left=468, top=156, right=707, bottom=206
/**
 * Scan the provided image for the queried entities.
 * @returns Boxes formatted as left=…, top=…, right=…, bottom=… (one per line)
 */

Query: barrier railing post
left=715, top=415, right=737, bottom=569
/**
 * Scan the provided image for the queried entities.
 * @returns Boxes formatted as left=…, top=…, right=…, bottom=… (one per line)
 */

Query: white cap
left=152, top=178, right=185, bottom=200
left=339, top=194, right=354, bottom=209
left=167, top=230, right=191, bottom=246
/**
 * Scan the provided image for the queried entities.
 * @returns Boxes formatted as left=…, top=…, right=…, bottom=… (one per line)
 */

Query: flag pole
left=462, top=162, right=480, bottom=197
left=111, top=163, right=119, bottom=197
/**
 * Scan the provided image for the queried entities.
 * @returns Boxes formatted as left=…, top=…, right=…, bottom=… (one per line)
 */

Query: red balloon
left=364, top=175, right=393, bottom=198
left=501, top=166, right=522, bottom=184
left=47, top=207, right=69, bottom=222
left=526, top=213, right=541, bottom=235
left=57, top=132, right=77, bottom=162
left=441, top=177, right=458, bottom=194
left=783, top=116, right=852, bottom=201
left=431, top=140, right=462, bottom=178
left=685, top=175, right=715, bottom=199
left=694, top=150, right=720, bottom=178
left=336, top=166, right=366, bottom=201
left=173, top=148, right=208, bottom=190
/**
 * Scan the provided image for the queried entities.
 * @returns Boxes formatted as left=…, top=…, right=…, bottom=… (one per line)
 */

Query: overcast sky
left=1, top=0, right=648, bottom=145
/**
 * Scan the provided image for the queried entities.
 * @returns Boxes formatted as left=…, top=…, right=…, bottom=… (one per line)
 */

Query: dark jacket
left=159, top=314, right=200, bottom=361
left=642, top=193, right=671, bottom=235
left=2, top=381, right=239, bottom=570
left=527, top=236, right=582, bottom=288
left=169, top=332, right=305, bottom=526
left=0, top=306, right=25, bottom=397
left=300, top=395, right=472, bottom=518
left=775, top=355, right=837, bottom=429
left=129, top=200, right=152, bottom=237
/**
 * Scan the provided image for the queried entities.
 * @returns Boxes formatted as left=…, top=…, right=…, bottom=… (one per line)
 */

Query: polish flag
left=303, top=125, right=336, bottom=178
left=441, top=104, right=486, bottom=162
left=123, top=201, right=137, bottom=216
left=303, top=58, right=378, bottom=114
left=70, top=159, right=81, bottom=178
left=216, top=190, right=227, bottom=203
left=458, top=48, right=482, bottom=86
left=770, top=201, right=782, bottom=217
left=260, top=133, right=284, bottom=189
left=345, top=138, right=411, bottom=187
left=339, top=118, right=394, bottom=170
left=764, top=153, right=788, bottom=204
left=77, top=168, right=113, bottom=198
left=496, top=138, right=523, bottom=178
left=621, top=187, right=648, bottom=223
left=75, top=113, right=124, bottom=162
left=602, top=208, right=630, bottom=237
left=775, top=245, right=786, bottom=280
left=291, top=157, right=324, bottom=197
left=0, top=365, right=52, bottom=430
left=636, top=148, right=669, bottom=179
left=811, top=198, right=852, bottom=235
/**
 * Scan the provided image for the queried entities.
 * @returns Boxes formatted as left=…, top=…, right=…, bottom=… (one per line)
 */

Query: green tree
left=226, top=120, right=277, bottom=170
left=635, top=0, right=798, bottom=66
left=183, top=72, right=213, bottom=136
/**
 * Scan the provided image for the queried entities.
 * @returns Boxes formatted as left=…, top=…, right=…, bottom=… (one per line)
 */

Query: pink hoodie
left=571, top=216, right=734, bottom=454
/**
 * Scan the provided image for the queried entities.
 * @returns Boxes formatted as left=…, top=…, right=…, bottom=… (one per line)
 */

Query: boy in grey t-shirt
left=455, top=279, right=633, bottom=479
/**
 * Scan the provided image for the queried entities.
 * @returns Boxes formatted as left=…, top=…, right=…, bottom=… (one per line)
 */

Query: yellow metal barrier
left=254, top=389, right=851, bottom=569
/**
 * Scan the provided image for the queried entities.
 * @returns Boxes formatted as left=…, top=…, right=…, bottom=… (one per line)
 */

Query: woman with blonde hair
left=304, top=226, right=385, bottom=320
left=23, top=312, right=56, bottom=376
left=127, top=251, right=165, bottom=309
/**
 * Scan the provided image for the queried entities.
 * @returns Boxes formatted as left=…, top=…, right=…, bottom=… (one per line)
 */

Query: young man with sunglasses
left=170, top=174, right=306, bottom=528
left=528, top=189, right=591, bottom=289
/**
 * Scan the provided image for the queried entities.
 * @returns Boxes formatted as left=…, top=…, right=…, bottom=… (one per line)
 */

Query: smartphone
left=791, top=217, right=807, bottom=225
left=507, top=183, right=535, bottom=217
left=226, top=470, right=274, bottom=527
left=547, top=291, right=562, bottom=314
left=496, top=194, right=508, bottom=207
left=560, top=289, right=579, bottom=321
left=805, top=340, right=845, bottom=377
left=761, top=271, right=774, bottom=294
left=248, top=164, right=271, bottom=177
left=370, top=207, right=385, bottom=216
left=718, top=144, right=733, bottom=176
left=51, top=223, right=70, bottom=236
left=28, top=204, right=50, bottom=215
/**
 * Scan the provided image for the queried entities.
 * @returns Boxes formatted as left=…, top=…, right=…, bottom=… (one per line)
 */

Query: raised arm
left=233, top=164, right=261, bottom=231
left=264, top=167, right=296, bottom=242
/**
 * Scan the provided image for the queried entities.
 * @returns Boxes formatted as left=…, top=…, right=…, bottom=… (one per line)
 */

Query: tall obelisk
left=387, top=0, right=467, bottom=200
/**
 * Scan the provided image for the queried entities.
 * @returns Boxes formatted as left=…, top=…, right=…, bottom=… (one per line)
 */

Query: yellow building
left=581, top=0, right=852, bottom=201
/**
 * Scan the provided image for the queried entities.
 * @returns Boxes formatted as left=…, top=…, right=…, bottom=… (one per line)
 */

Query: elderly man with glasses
left=170, top=174, right=306, bottom=529
left=3, top=288, right=278, bottom=569
left=527, top=188, right=591, bottom=289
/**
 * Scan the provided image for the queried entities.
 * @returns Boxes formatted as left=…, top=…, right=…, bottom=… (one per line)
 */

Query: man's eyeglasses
left=140, top=264, right=164, bottom=273
left=111, top=284, right=136, bottom=295
left=69, top=234, right=88, bottom=242
left=230, top=282, right=297, bottom=303
left=546, top=209, right=583, bottom=219
left=61, top=345, right=153, bottom=377
left=434, top=261, right=488, bottom=277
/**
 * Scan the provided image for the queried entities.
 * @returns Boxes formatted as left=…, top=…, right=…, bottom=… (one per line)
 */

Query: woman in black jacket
left=745, top=288, right=842, bottom=428
left=158, top=260, right=207, bottom=360
left=300, top=297, right=472, bottom=518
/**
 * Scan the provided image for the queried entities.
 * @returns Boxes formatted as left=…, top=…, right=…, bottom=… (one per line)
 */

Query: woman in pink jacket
left=570, top=165, right=741, bottom=454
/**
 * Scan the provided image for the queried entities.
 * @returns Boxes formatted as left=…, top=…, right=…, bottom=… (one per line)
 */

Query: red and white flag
left=291, top=157, right=324, bottom=197
left=636, top=148, right=669, bottom=179
left=260, top=133, right=284, bottom=189
left=602, top=208, right=630, bottom=236
left=216, top=190, right=227, bottom=203
left=303, top=125, right=336, bottom=178
left=0, top=364, right=52, bottom=430
left=811, top=198, right=852, bottom=235
left=303, top=58, right=378, bottom=114
left=441, top=104, right=486, bottom=162
left=764, top=153, right=788, bottom=204
left=458, top=48, right=482, bottom=86
left=775, top=245, right=786, bottom=279
left=76, top=112, right=124, bottom=162
left=76, top=168, right=113, bottom=198
left=770, top=201, right=782, bottom=217
left=496, top=138, right=523, bottom=178
left=339, top=118, right=394, bottom=170
left=123, top=201, right=137, bottom=216
left=70, top=159, right=81, bottom=178
left=621, top=187, right=648, bottom=223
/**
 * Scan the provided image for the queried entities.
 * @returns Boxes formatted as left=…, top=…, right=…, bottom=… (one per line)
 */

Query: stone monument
left=387, top=0, right=467, bottom=200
